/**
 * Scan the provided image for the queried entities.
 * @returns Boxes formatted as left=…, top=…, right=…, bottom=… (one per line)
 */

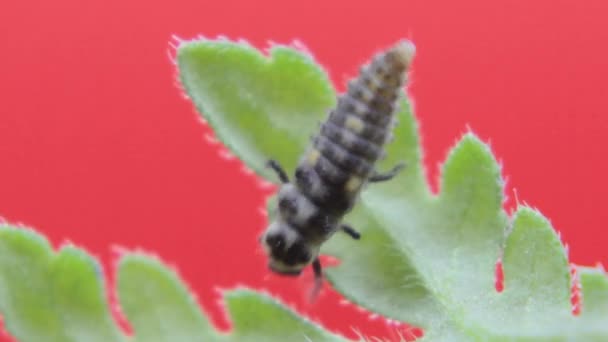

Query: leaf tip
left=439, top=130, right=505, bottom=207
left=511, top=205, right=552, bottom=231
left=443, top=131, right=499, bottom=171
left=0, top=223, right=52, bottom=254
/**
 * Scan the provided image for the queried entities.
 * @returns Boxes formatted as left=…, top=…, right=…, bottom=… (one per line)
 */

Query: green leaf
left=177, top=38, right=335, bottom=182
left=499, top=208, right=571, bottom=327
left=0, top=224, right=124, bottom=342
left=176, top=38, right=608, bottom=340
left=0, top=224, right=348, bottom=341
left=117, top=254, right=214, bottom=342
left=223, top=289, right=347, bottom=342
left=117, top=253, right=347, bottom=342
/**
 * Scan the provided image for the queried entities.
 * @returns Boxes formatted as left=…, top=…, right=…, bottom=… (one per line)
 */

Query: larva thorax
left=261, top=40, right=415, bottom=277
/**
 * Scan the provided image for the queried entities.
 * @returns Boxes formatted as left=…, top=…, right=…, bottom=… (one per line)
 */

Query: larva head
left=260, top=219, right=316, bottom=276
left=260, top=184, right=323, bottom=275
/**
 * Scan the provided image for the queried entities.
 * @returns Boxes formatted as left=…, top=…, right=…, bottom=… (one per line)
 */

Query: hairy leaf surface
left=177, top=38, right=608, bottom=340
left=0, top=225, right=341, bottom=342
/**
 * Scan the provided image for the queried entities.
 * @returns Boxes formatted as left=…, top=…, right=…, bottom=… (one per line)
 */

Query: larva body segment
left=261, top=40, right=415, bottom=280
left=296, top=41, right=414, bottom=214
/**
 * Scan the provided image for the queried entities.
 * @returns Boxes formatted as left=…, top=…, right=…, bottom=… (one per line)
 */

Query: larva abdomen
left=295, top=41, right=415, bottom=214
left=261, top=40, right=415, bottom=283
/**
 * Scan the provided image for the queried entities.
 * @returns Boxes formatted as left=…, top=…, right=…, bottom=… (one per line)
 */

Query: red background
left=1, top=0, right=607, bottom=340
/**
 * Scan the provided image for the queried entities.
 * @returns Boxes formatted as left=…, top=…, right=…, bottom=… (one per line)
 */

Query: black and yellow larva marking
left=261, top=40, right=415, bottom=287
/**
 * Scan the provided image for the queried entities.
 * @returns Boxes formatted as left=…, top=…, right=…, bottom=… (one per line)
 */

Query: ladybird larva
left=261, top=40, right=415, bottom=287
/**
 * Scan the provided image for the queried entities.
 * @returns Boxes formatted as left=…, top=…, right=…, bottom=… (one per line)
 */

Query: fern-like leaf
left=177, top=37, right=608, bottom=340
left=0, top=225, right=344, bottom=342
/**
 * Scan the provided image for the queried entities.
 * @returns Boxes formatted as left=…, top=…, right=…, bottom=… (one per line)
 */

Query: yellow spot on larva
left=366, top=74, right=382, bottom=91
left=345, top=116, right=365, bottom=133
left=307, top=149, right=320, bottom=166
left=345, top=176, right=362, bottom=192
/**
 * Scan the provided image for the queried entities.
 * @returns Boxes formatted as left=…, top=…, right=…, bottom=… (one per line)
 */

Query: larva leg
left=308, top=258, right=323, bottom=302
left=312, top=257, right=322, bottom=279
left=266, top=159, right=290, bottom=183
left=340, top=223, right=361, bottom=240
left=369, top=162, right=406, bottom=182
